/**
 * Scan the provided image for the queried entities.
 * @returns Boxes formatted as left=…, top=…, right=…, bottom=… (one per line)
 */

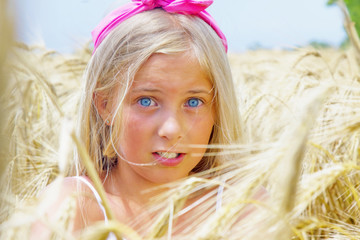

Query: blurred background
left=11, top=0, right=346, bottom=53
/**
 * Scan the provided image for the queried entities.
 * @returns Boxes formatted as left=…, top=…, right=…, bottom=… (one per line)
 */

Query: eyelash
left=136, top=97, right=205, bottom=108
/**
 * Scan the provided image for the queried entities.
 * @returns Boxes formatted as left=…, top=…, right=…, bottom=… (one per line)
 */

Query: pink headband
left=92, top=0, right=227, bottom=53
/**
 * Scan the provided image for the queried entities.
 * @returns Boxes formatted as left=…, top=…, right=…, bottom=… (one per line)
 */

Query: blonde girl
left=32, top=0, right=243, bottom=238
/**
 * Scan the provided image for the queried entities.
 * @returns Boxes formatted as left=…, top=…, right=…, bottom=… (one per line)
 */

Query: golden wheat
left=1, top=41, right=359, bottom=240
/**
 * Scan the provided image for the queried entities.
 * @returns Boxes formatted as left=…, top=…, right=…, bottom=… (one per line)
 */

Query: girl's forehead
left=142, top=52, right=210, bottom=75
left=131, top=52, right=212, bottom=91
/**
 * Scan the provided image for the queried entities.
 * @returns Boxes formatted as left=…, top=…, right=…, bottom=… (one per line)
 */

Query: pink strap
left=92, top=0, right=227, bottom=53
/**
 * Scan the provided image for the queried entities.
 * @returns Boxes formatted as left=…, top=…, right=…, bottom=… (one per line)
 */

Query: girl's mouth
left=153, top=152, right=185, bottom=166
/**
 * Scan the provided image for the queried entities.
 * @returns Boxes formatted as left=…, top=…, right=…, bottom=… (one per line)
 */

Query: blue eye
left=138, top=97, right=154, bottom=107
left=187, top=98, right=202, bottom=107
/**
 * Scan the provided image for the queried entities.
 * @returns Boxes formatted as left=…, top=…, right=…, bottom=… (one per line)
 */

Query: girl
left=32, top=0, right=244, bottom=239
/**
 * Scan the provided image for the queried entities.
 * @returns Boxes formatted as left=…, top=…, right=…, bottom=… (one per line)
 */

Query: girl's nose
left=158, top=116, right=182, bottom=141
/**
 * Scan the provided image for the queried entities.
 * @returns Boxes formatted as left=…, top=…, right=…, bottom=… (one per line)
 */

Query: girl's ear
left=93, top=92, right=112, bottom=125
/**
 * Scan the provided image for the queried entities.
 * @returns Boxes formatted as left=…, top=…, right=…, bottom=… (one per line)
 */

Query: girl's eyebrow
left=132, top=87, right=213, bottom=95
left=187, top=88, right=213, bottom=95
left=132, top=87, right=162, bottom=93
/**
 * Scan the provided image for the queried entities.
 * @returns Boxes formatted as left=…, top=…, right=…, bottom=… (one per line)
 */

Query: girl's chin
left=144, top=171, right=191, bottom=184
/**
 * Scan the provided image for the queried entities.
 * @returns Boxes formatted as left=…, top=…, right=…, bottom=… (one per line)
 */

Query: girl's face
left=116, top=52, right=215, bottom=184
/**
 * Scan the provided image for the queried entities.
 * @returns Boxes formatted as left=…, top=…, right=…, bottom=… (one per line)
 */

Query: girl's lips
left=152, top=152, right=185, bottom=167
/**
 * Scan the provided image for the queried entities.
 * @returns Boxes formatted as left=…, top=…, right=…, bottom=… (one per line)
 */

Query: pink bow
left=138, top=0, right=212, bottom=14
left=92, top=0, right=227, bottom=53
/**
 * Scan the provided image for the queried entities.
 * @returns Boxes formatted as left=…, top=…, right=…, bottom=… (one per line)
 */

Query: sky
left=12, top=0, right=346, bottom=53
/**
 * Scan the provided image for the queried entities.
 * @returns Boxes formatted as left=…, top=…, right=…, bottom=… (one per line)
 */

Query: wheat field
left=0, top=42, right=359, bottom=239
left=1, top=1, right=360, bottom=237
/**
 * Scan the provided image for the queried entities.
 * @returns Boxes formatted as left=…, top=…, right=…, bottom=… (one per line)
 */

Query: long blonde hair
left=72, top=9, right=243, bottom=176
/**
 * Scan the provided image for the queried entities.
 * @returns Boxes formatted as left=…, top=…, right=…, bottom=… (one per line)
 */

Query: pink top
left=92, top=0, right=227, bottom=53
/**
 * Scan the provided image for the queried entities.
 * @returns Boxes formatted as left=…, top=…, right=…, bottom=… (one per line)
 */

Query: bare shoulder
left=39, top=176, right=80, bottom=194
left=36, top=177, right=90, bottom=208
left=30, top=176, right=100, bottom=239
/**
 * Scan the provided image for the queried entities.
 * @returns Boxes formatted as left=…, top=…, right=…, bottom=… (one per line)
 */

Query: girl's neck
left=102, top=161, right=167, bottom=205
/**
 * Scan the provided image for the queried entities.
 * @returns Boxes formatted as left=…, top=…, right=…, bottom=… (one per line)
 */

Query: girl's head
left=74, top=2, right=243, bottom=178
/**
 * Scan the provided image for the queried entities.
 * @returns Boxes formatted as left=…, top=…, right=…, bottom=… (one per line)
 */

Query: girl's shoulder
left=37, top=176, right=95, bottom=202
left=40, top=176, right=106, bottom=219
left=31, top=176, right=105, bottom=239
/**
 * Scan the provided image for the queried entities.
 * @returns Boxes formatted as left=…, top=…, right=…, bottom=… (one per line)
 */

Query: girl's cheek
left=126, top=110, right=158, bottom=134
left=189, top=109, right=215, bottom=124
left=120, top=108, right=146, bottom=134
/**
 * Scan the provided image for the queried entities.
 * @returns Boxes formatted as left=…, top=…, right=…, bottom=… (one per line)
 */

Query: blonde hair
left=72, top=9, right=243, bottom=176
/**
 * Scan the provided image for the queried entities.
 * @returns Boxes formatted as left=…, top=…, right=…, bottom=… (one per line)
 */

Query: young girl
left=32, top=0, right=244, bottom=238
